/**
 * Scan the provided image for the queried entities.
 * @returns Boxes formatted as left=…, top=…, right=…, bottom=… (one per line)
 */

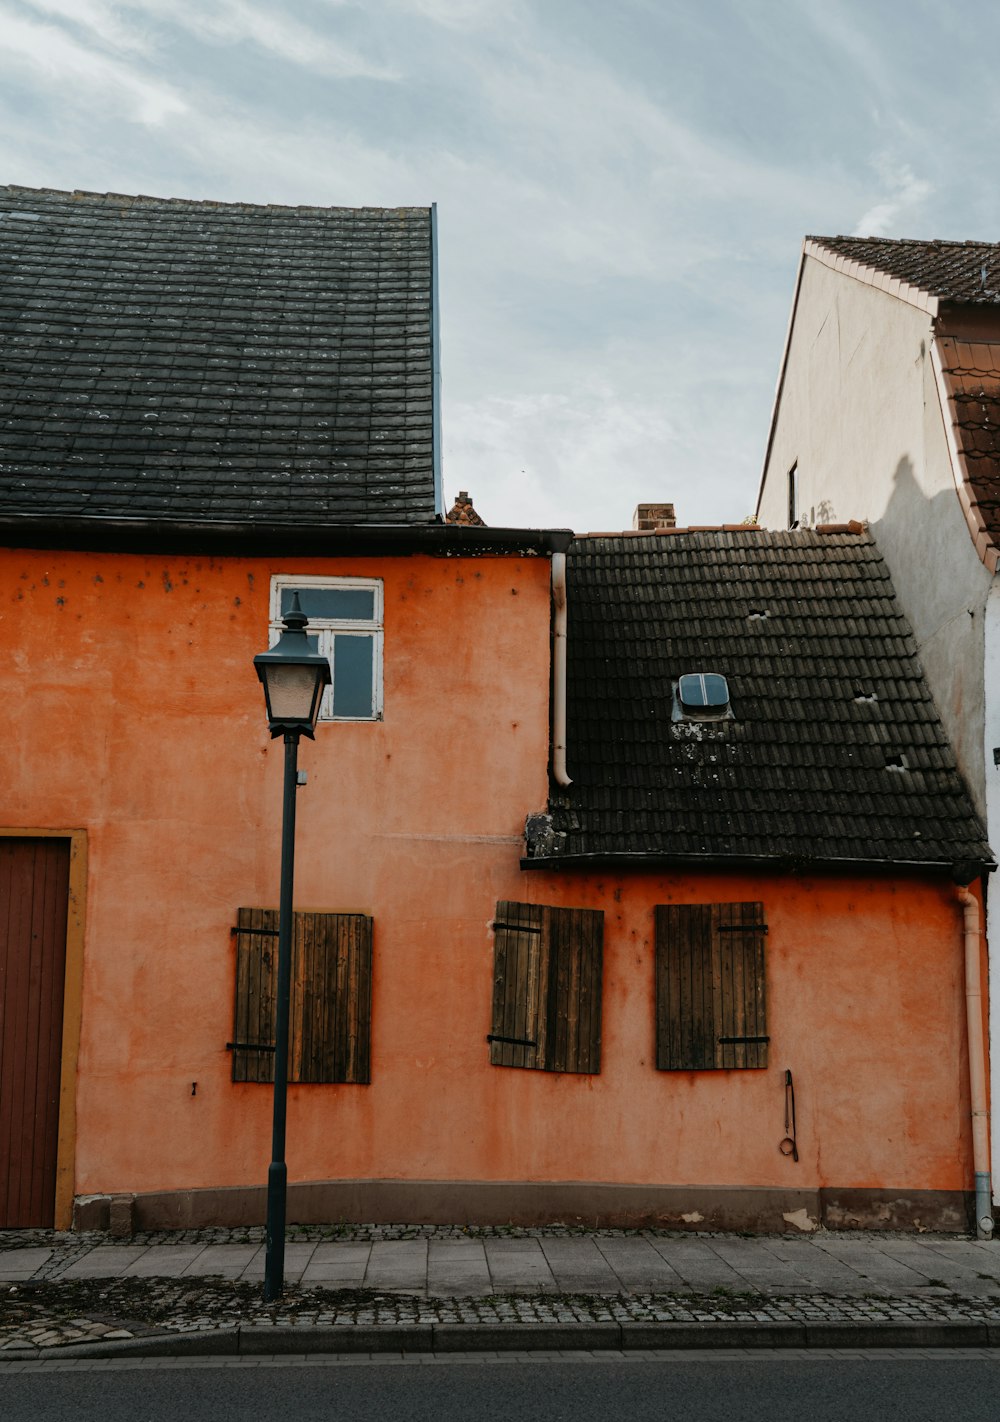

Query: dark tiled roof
left=532, top=530, right=991, bottom=871
left=809, top=235, right=1000, bottom=305
left=0, top=186, right=437, bottom=526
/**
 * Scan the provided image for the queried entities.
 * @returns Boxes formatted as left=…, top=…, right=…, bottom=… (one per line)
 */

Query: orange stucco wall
left=1, top=546, right=976, bottom=1203
left=517, top=869, right=973, bottom=1195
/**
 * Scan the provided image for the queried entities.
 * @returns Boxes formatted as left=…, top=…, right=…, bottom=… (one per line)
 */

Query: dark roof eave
left=0, top=514, right=574, bottom=558
left=520, top=850, right=995, bottom=880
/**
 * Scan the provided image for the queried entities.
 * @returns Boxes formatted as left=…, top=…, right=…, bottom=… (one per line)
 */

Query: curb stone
left=2, top=1329, right=240, bottom=1361
left=5, top=1317, right=1000, bottom=1362
left=621, top=1321, right=807, bottom=1350
left=239, top=1324, right=434, bottom=1355
left=431, top=1322, right=622, bottom=1353
left=803, top=1320, right=989, bottom=1349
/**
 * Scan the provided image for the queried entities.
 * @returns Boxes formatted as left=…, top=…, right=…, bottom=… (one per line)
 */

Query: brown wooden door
left=0, top=838, right=70, bottom=1227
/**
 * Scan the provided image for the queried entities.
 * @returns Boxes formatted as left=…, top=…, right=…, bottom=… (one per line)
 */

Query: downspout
left=552, top=552, right=571, bottom=787
left=957, top=886, right=994, bottom=1238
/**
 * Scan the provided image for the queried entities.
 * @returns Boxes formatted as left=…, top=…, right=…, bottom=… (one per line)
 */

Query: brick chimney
left=632, top=502, right=676, bottom=532
left=445, top=490, right=486, bottom=526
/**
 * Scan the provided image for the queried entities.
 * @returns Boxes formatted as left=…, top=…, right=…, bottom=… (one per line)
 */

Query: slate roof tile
left=531, top=529, right=991, bottom=871
left=0, top=185, right=437, bottom=525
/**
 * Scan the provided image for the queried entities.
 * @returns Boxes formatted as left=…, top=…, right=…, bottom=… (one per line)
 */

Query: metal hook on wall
left=779, top=1069, right=798, bottom=1162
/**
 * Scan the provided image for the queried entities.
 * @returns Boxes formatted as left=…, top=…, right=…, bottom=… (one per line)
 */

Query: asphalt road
left=5, top=1353, right=1000, bottom=1422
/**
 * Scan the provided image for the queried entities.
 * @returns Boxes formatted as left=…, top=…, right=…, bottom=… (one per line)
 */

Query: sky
left=1, top=0, right=999, bottom=533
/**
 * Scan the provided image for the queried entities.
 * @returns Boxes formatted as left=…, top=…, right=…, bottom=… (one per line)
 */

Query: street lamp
left=253, top=592, right=331, bottom=1302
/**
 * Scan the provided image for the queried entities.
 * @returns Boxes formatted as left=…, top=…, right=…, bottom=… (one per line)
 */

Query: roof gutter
left=957, top=885, right=994, bottom=1237
left=0, top=515, right=574, bottom=559
left=520, top=849, right=995, bottom=876
left=551, top=551, right=571, bottom=787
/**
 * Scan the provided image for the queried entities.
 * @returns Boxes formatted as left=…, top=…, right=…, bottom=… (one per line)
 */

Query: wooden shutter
left=489, top=900, right=603, bottom=1074
left=655, top=902, right=768, bottom=1071
left=232, top=907, right=279, bottom=1083
left=291, top=911, right=372, bottom=1084
left=231, top=908, right=372, bottom=1084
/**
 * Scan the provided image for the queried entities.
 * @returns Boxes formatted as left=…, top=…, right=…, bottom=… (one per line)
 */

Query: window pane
left=333, top=635, right=374, bottom=718
left=281, top=587, right=375, bottom=622
left=679, top=672, right=729, bottom=710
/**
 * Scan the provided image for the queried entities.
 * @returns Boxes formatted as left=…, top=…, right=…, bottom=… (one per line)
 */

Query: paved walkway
left=6, top=1227, right=1000, bottom=1296
left=4, top=1226, right=1000, bottom=1360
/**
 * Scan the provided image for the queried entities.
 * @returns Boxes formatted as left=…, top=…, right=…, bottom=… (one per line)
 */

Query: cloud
left=445, top=33, right=861, bottom=290
left=853, top=157, right=932, bottom=236
left=163, top=105, right=420, bottom=206
left=21, top=0, right=398, bottom=82
left=23, top=0, right=152, bottom=54
left=0, top=0, right=984, bottom=540
left=129, top=0, right=399, bottom=80
left=0, top=7, right=186, bottom=124
left=444, top=384, right=680, bottom=532
left=386, top=0, right=522, bottom=26
left=798, top=0, right=898, bottom=99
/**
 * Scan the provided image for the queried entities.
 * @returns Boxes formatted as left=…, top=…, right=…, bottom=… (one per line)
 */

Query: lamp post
left=253, top=592, right=331, bottom=1303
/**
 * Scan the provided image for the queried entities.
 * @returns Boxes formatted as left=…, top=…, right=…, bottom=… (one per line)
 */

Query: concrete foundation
left=71, top=1180, right=975, bottom=1235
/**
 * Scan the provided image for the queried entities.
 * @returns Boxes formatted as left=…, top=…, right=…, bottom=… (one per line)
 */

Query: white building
left=758, top=235, right=1000, bottom=1211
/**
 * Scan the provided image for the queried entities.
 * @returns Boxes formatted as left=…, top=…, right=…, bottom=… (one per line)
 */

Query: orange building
left=3, top=523, right=994, bottom=1236
left=0, top=187, right=994, bottom=1235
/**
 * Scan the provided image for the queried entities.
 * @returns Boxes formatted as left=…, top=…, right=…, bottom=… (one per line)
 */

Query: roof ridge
left=575, top=525, right=766, bottom=537
left=809, top=234, right=1000, bottom=252
left=573, top=521, right=867, bottom=540
left=0, top=183, right=430, bottom=215
left=804, top=236, right=1000, bottom=310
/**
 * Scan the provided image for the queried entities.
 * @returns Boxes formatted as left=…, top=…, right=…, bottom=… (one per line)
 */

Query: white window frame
left=269, top=575, right=384, bottom=722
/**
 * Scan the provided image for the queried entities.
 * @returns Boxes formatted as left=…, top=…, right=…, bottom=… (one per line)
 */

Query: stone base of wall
left=72, top=1180, right=975, bottom=1236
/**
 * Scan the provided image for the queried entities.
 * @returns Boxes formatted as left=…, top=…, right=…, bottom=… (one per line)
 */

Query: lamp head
left=253, top=593, right=331, bottom=738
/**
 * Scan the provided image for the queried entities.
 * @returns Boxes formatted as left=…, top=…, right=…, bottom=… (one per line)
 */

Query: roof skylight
left=673, top=672, right=733, bottom=722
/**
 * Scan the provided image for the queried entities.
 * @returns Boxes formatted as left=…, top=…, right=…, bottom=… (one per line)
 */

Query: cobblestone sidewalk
left=4, top=1224, right=1000, bottom=1358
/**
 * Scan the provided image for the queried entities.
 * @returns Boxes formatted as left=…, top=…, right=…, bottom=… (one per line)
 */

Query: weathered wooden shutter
left=291, top=911, right=372, bottom=1084
left=231, top=908, right=372, bottom=1084
left=655, top=902, right=768, bottom=1070
left=489, top=900, right=603, bottom=1074
left=232, top=907, right=279, bottom=1084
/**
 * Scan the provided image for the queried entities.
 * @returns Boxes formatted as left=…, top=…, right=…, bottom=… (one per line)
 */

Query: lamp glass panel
left=265, top=663, right=325, bottom=722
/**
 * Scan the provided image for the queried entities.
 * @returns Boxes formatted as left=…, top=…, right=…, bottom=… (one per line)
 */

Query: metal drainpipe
left=552, top=552, right=571, bottom=787
left=957, top=886, right=994, bottom=1239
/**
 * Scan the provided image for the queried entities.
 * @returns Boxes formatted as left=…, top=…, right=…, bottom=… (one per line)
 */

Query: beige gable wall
left=759, top=255, right=992, bottom=815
